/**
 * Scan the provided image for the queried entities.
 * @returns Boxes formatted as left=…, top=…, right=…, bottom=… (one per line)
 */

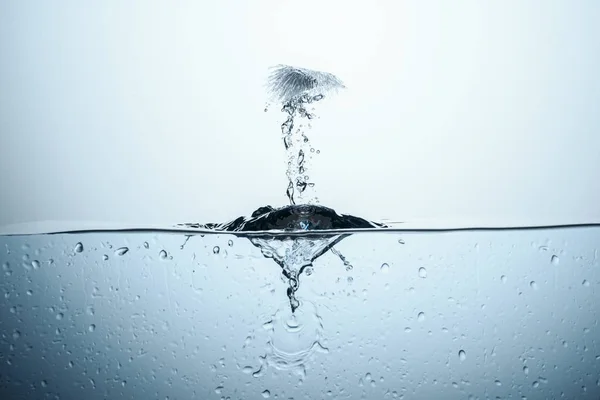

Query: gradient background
left=1, top=1, right=600, bottom=233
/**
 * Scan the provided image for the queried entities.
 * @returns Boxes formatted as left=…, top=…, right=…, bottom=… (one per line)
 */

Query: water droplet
left=582, top=279, right=590, bottom=287
left=495, top=380, right=502, bottom=386
left=404, top=327, right=411, bottom=333
left=213, top=246, right=220, bottom=254
left=380, top=263, right=390, bottom=273
left=88, top=324, right=96, bottom=332
left=261, top=390, right=271, bottom=398
left=530, top=281, right=538, bottom=290
left=551, top=255, right=559, bottom=265
left=347, top=276, right=353, bottom=284
left=102, top=254, right=109, bottom=261
left=30, top=260, right=40, bottom=270
left=500, top=275, right=507, bottom=283
left=417, top=312, right=425, bottom=322
left=12, top=330, right=21, bottom=340
left=56, top=313, right=64, bottom=321
left=305, top=267, right=313, bottom=276
left=398, top=239, right=405, bottom=244
left=143, top=242, right=149, bottom=249
left=159, top=250, right=168, bottom=260
left=418, top=267, right=427, bottom=278
left=40, top=380, right=47, bottom=388
left=228, top=240, right=234, bottom=247
left=458, top=350, right=466, bottom=361
left=523, top=366, right=529, bottom=375
left=86, top=306, right=95, bottom=316
left=75, top=242, right=84, bottom=253
left=115, top=247, right=129, bottom=256
left=26, top=289, right=33, bottom=296
left=532, top=380, right=539, bottom=388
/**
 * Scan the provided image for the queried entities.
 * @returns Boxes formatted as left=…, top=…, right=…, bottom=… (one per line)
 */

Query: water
left=1, top=64, right=599, bottom=399
left=1, top=228, right=599, bottom=399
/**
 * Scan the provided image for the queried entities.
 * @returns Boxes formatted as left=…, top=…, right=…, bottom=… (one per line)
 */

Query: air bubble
left=551, top=255, right=559, bottom=265
left=213, top=246, right=220, bottom=254
left=380, top=263, right=390, bottom=273
left=458, top=350, right=466, bottom=361
left=115, top=247, right=129, bottom=256
left=418, top=267, right=427, bottom=278
left=75, top=242, right=84, bottom=253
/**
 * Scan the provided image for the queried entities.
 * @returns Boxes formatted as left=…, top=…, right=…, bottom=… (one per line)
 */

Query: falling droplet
left=261, top=390, right=271, bottom=398
left=418, top=267, right=427, bottom=278
left=458, top=350, right=466, bottom=361
left=500, top=275, right=507, bottom=283
left=75, top=242, right=84, bottom=253
left=159, top=250, right=168, bottom=260
left=88, top=324, right=96, bottom=332
left=530, top=281, right=538, bottom=290
left=380, top=263, right=390, bottom=273
left=417, top=312, right=425, bottom=322
left=115, top=247, right=129, bottom=256
left=551, top=255, right=559, bottom=265
left=213, top=246, right=220, bottom=254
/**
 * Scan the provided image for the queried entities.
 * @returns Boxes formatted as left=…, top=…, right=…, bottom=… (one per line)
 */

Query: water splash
left=179, top=204, right=385, bottom=312
left=266, top=65, right=345, bottom=205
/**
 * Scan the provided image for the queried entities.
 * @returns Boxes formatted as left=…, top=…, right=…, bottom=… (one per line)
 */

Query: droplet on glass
left=262, top=390, right=271, bottom=398
left=417, top=312, right=425, bottom=322
left=115, top=247, right=129, bottom=256
left=500, top=275, right=507, bottom=283
left=159, top=250, right=168, bottom=260
left=380, top=263, right=390, bottom=273
left=228, top=240, right=234, bottom=247
left=75, top=242, right=84, bottom=253
left=530, top=281, right=538, bottom=290
left=418, top=267, right=427, bottom=278
left=31, top=260, right=40, bottom=270
left=551, top=255, right=559, bottom=265
left=458, top=350, right=466, bottom=361
left=213, top=246, right=220, bottom=254
left=88, top=324, right=96, bottom=333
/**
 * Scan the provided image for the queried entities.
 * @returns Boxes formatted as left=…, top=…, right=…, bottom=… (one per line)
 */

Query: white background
left=1, top=1, right=599, bottom=232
